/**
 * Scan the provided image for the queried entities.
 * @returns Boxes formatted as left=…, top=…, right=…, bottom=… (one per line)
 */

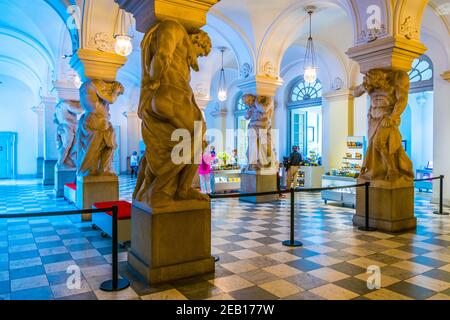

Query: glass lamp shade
left=218, top=89, right=228, bottom=102
left=304, top=67, right=317, bottom=84
left=114, top=35, right=133, bottom=57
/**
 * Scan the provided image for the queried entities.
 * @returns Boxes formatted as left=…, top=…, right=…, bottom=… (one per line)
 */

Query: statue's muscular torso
left=369, top=89, right=396, bottom=120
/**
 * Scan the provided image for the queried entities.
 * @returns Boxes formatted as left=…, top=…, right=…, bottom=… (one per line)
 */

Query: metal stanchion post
left=100, top=206, right=130, bottom=292
left=359, top=182, right=377, bottom=232
left=434, top=175, right=448, bottom=216
left=282, top=188, right=303, bottom=247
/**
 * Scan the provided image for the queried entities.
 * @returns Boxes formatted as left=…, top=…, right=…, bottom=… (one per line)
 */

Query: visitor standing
left=286, top=146, right=303, bottom=189
left=199, top=151, right=213, bottom=194
left=130, top=151, right=139, bottom=178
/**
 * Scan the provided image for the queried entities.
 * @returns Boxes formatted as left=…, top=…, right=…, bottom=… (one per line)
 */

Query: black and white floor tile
left=0, top=176, right=449, bottom=300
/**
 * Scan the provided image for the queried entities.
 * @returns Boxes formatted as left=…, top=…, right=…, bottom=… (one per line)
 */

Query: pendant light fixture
left=303, top=6, right=318, bottom=84
left=217, top=47, right=228, bottom=102
left=113, top=9, right=134, bottom=57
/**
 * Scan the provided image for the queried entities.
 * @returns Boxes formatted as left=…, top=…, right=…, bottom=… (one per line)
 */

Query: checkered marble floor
left=0, top=176, right=450, bottom=300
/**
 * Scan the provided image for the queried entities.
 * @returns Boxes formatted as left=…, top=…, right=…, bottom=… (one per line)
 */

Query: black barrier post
left=359, top=182, right=377, bottom=232
left=100, top=205, right=130, bottom=292
left=282, top=188, right=303, bottom=247
left=434, top=175, right=448, bottom=216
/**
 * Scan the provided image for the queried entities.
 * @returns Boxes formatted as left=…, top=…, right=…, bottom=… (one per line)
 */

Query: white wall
left=0, top=76, right=39, bottom=176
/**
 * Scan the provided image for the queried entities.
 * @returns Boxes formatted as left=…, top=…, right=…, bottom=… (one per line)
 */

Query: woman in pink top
left=199, top=151, right=213, bottom=194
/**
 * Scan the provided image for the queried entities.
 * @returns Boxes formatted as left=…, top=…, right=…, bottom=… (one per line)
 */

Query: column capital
left=40, top=96, right=58, bottom=107
left=237, top=74, right=284, bottom=97
left=194, top=94, right=212, bottom=112
left=123, top=111, right=139, bottom=118
left=442, top=71, right=450, bottom=83
left=70, top=49, right=127, bottom=82
left=322, top=89, right=354, bottom=102
left=346, top=36, right=427, bottom=74
left=115, top=0, right=218, bottom=33
left=53, top=80, right=80, bottom=101
left=31, top=105, right=44, bottom=114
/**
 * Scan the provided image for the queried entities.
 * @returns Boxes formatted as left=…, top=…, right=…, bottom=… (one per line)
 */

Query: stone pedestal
left=354, top=179, right=416, bottom=232
left=128, top=200, right=214, bottom=284
left=76, top=175, right=119, bottom=221
left=54, top=167, right=77, bottom=198
left=36, top=157, right=44, bottom=179
left=240, top=170, right=278, bottom=203
left=42, top=159, right=57, bottom=185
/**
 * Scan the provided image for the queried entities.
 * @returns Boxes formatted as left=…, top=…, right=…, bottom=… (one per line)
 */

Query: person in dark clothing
left=286, top=146, right=303, bottom=189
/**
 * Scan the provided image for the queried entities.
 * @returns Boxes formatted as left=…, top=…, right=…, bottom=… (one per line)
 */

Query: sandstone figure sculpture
left=242, top=94, right=275, bottom=171
left=55, top=100, right=83, bottom=169
left=134, top=19, right=212, bottom=208
left=77, top=80, right=124, bottom=176
left=353, top=69, right=413, bottom=182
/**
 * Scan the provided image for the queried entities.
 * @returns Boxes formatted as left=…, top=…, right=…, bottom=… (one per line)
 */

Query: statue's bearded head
left=363, top=69, right=392, bottom=93
left=189, top=29, right=212, bottom=58
left=243, top=94, right=256, bottom=107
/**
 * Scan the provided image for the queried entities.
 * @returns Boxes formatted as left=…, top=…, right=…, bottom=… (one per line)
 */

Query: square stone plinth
left=42, top=159, right=57, bottom=185
left=128, top=200, right=214, bottom=284
left=240, top=171, right=278, bottom=203
left=54, top=167, right=77, bottom=198
left=76, top=175, right=119, bottom=221
left=354, top=179, right=416, bottom=232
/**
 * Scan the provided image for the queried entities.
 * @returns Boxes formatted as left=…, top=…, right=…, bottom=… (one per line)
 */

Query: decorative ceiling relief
left=331, top=77, right=343, bottom=90
left=88, top=32, right=115, bottom=52
left=400, top=16, right=419, bottom=40
left=263, top=61, right=278, bottom=79
left=240, top=63, right=252, bottom=78
left=194, top=83, right=209, bottom=98
left=359, top=24, right=386, bottom=43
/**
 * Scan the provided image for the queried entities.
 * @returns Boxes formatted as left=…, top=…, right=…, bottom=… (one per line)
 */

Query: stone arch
left=207, top=10, right=256, bottom=77
left=257, top=0, right=357, bottom=78
left=43, top=0, right=80, bottom=52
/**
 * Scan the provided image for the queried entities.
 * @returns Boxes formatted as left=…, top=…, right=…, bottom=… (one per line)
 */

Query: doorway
left=0, top=132, right=17, bottom=179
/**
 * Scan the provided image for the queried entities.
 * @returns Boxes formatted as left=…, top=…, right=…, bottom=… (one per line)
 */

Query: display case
left=297, top=166, right=324, bottom=189
left=415, top=168, right=433, bottom=192
left=321, top=175, right=358, bottom=208
left=211, top=169, right=241, bottom=193
left=339, top=136, right=366, bottom=178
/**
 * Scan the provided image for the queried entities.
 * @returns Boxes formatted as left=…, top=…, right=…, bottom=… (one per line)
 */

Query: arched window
left=408, top=55, right=433, bottom=93
left=235, top=95, right=247, bottom=112
left=290, top=77, right=322, bottom=104
left=287, top=77, right=323, bottom=158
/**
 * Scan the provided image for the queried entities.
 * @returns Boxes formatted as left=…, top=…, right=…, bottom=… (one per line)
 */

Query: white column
left=41, top=96, right=58, bottom=185
left=123, top=110, right=141, bottom=171
left=31, top=105, right=44, bottom=178
left=322, top=89, right=354, bottom=172
left=195, top=94, right=211, bottom=119
left=433, top=72, right=450, bottom=205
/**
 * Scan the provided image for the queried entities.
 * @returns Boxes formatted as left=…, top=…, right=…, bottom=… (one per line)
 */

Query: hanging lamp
left=303, top=7, right=318, bottom=84
left=217, top=47, right=228, bottom=102
left=114, top=9, right=134, bottom=57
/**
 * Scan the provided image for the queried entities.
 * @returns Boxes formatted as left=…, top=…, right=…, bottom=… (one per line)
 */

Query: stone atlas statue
left=54, top=100, right=83, bottom=169
left=242, top=94, right=275, bottom=171
left=134, top=19, right=212, bottom=208
left=353, top=69, right=414, bottom=183
left=76, top=79, right=124, bottom=177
